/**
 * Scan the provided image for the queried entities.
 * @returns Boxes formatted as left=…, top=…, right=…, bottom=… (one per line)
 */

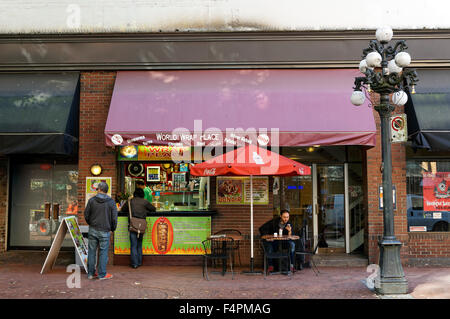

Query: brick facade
left=1, top=70, right=448, bottom=267
left=0, top=158, right=7, bottom=252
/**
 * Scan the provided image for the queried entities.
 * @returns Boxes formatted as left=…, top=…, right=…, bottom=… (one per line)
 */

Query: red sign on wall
left=423, top=172, right=450, bottom=211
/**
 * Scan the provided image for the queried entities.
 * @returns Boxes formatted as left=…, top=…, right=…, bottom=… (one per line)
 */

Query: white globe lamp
left=392, top=90, right=408, bottom=106
left=395, top=52, right=411, bottom=67
left=351, top=91, right=366, bottom=106
left=388, top=59, right=403, bottom=74
left=376, top=26, right=393, bottom=43
left=366, top=51, right=382, bottom=68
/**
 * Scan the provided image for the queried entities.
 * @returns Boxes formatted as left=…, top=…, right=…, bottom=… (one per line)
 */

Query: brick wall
left=78, top=72, right=117, bottom=224
left=407, top=232, right=450, bottom=266
left=0, top=158, right=7, bottom=252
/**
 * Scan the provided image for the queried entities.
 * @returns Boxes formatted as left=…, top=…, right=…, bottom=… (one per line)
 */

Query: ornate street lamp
left=351, top=26, right=418, bottom=295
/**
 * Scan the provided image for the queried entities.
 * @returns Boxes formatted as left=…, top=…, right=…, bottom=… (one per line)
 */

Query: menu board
left=114, top=216, right=211, bottom=255
left=244, top=177, right=269, bottom=205
left=216, top=176, right=269, bottom=205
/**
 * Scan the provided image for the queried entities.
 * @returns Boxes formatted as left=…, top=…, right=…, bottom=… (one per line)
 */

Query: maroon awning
left=105, top=69, right=376, bottom=147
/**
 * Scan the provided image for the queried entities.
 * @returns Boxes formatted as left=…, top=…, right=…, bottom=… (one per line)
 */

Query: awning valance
left=105, top=69, right=376, bottom=147
left=405, top=70, right=450, bottom=151
left=0, top=73, right=79, bottom=155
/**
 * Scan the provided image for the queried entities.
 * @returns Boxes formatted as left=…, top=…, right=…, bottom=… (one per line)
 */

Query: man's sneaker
left=267, top=266, right=274, bottom=274
left=99, top=273, right=113, bottom=280
left=87, top=272, right=98, bottom=280
left=290, top=265, right=296, bottom=273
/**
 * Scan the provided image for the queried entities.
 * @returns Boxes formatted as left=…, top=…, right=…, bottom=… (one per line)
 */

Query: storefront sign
left=117, top=145, right=191, bottom=161
left=216, top=176, right=269, bottom=205
left=85, top=177, right=112, bottom=206
left=114, top=216, right=211, bottom=255
left=423, top=172, right=450, bottom=211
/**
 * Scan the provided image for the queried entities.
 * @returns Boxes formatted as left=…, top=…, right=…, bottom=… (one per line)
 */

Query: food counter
left=114, top=210, right=216, bottom=256
left=115, top=145, right=215, bottom=257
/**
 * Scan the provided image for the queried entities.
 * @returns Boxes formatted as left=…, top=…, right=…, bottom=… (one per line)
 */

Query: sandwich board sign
left=41, top=216, right=88, bottom=274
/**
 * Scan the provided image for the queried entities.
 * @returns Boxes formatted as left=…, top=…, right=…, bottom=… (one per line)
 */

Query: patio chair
left=295, top=236, right=320, bottom=276
left=214, top=229, right=242, bottom=266
left=260, top=239, right=292, bottom=279
left=201, top=237, right=234, bottom=281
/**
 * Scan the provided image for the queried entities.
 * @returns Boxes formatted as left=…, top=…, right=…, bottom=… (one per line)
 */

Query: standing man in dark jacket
left=84, top=181, right=117, bottom=280
left=120, top=188, right=156, bottom=268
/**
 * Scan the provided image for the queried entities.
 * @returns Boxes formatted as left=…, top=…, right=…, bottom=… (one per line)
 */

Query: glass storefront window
left=406, top=158, right=450, bottom=232
left=9, top=162, right=78, bottom=248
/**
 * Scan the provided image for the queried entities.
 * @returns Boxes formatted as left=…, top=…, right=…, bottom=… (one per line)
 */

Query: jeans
left=88, top=228, right=111, bottom=278
left=129, top=231, right=143, bottom=267
left=264, top=240, right=296, bottom=268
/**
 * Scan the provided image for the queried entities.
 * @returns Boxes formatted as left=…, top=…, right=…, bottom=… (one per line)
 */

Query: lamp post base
left=375, top=239, right=408, bottom=295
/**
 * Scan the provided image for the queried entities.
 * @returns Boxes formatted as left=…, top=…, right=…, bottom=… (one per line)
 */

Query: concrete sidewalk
left=0, top=252, right=448, bottom=299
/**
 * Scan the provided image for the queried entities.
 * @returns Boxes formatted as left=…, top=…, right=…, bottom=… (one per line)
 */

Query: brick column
left=0, top=158, right=7, bottom=252
left=78, top=72, right=117, bottom=224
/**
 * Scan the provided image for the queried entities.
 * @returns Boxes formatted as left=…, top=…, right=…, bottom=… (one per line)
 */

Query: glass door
left=9, top=160, right=78, bottom=249
left=316, top=165, right=345, bottom=252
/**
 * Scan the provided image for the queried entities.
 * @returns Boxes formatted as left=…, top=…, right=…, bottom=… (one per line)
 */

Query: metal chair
left=214, top=229, right=242, bottom=266
left=201, top=237, right=234, bottom=280
left=295, top=236, right=320, bottom=276
left=260, top=239, right=292, bottom=279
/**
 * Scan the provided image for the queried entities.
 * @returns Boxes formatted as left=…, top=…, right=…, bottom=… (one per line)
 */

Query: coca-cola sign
left=203, top=168, right=216, bottom=176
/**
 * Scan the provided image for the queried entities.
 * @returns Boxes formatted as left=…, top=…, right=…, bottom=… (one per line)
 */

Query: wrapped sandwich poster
left=114, top=216, right=211, bottom=255
left=423, top=172, right=450, bottom=211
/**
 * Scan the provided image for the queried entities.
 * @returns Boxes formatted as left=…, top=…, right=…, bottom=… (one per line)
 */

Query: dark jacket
left=259, top=217, right=293, bottom=236
left=84, top=193, right=118, bottom=232
left=121, top=197, right=156, bottom=219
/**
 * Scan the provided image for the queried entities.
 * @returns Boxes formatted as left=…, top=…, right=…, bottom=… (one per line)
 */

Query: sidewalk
left=0, top=251, right=448, bottom=299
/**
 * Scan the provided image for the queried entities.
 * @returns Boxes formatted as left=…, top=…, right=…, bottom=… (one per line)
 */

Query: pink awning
left=105, top=69, right=376, bottom=147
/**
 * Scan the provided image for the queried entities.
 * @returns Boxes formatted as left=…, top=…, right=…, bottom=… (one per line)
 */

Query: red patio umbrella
left=190, top=144, right=311, bottom=273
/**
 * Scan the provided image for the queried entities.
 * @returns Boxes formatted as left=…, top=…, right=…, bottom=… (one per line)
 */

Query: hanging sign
left=391, top=114, right=407, bottom=143
left=117, top=145, right=191, bottom=161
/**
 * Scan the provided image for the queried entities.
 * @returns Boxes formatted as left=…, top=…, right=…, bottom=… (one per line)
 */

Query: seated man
left=259, top=209, right=296, bottom=273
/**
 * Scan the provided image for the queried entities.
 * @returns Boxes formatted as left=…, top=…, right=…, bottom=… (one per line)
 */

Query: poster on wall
left=423, top=172, right=450, bottom=211
left=114, top=216, right=211, bottom=255
left=243, top=177, right=269, bottom=205
left=85, top=177, right=112, bottom=206
left=216, top=176, right=269, bottom=205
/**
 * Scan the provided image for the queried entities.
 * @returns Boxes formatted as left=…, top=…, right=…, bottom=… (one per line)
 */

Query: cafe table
left=260, top=234, right=300, bottom=275
left=206, top=234, right=241, bottom=275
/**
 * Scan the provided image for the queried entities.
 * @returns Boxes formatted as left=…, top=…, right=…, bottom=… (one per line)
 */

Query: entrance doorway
left=9, top=159, right=78, bottom=249
left=315, top=165, right=345, bottom=253
left=277, top=146, right=366, bottom=256
left=312, top=164, right=365, bottom=254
